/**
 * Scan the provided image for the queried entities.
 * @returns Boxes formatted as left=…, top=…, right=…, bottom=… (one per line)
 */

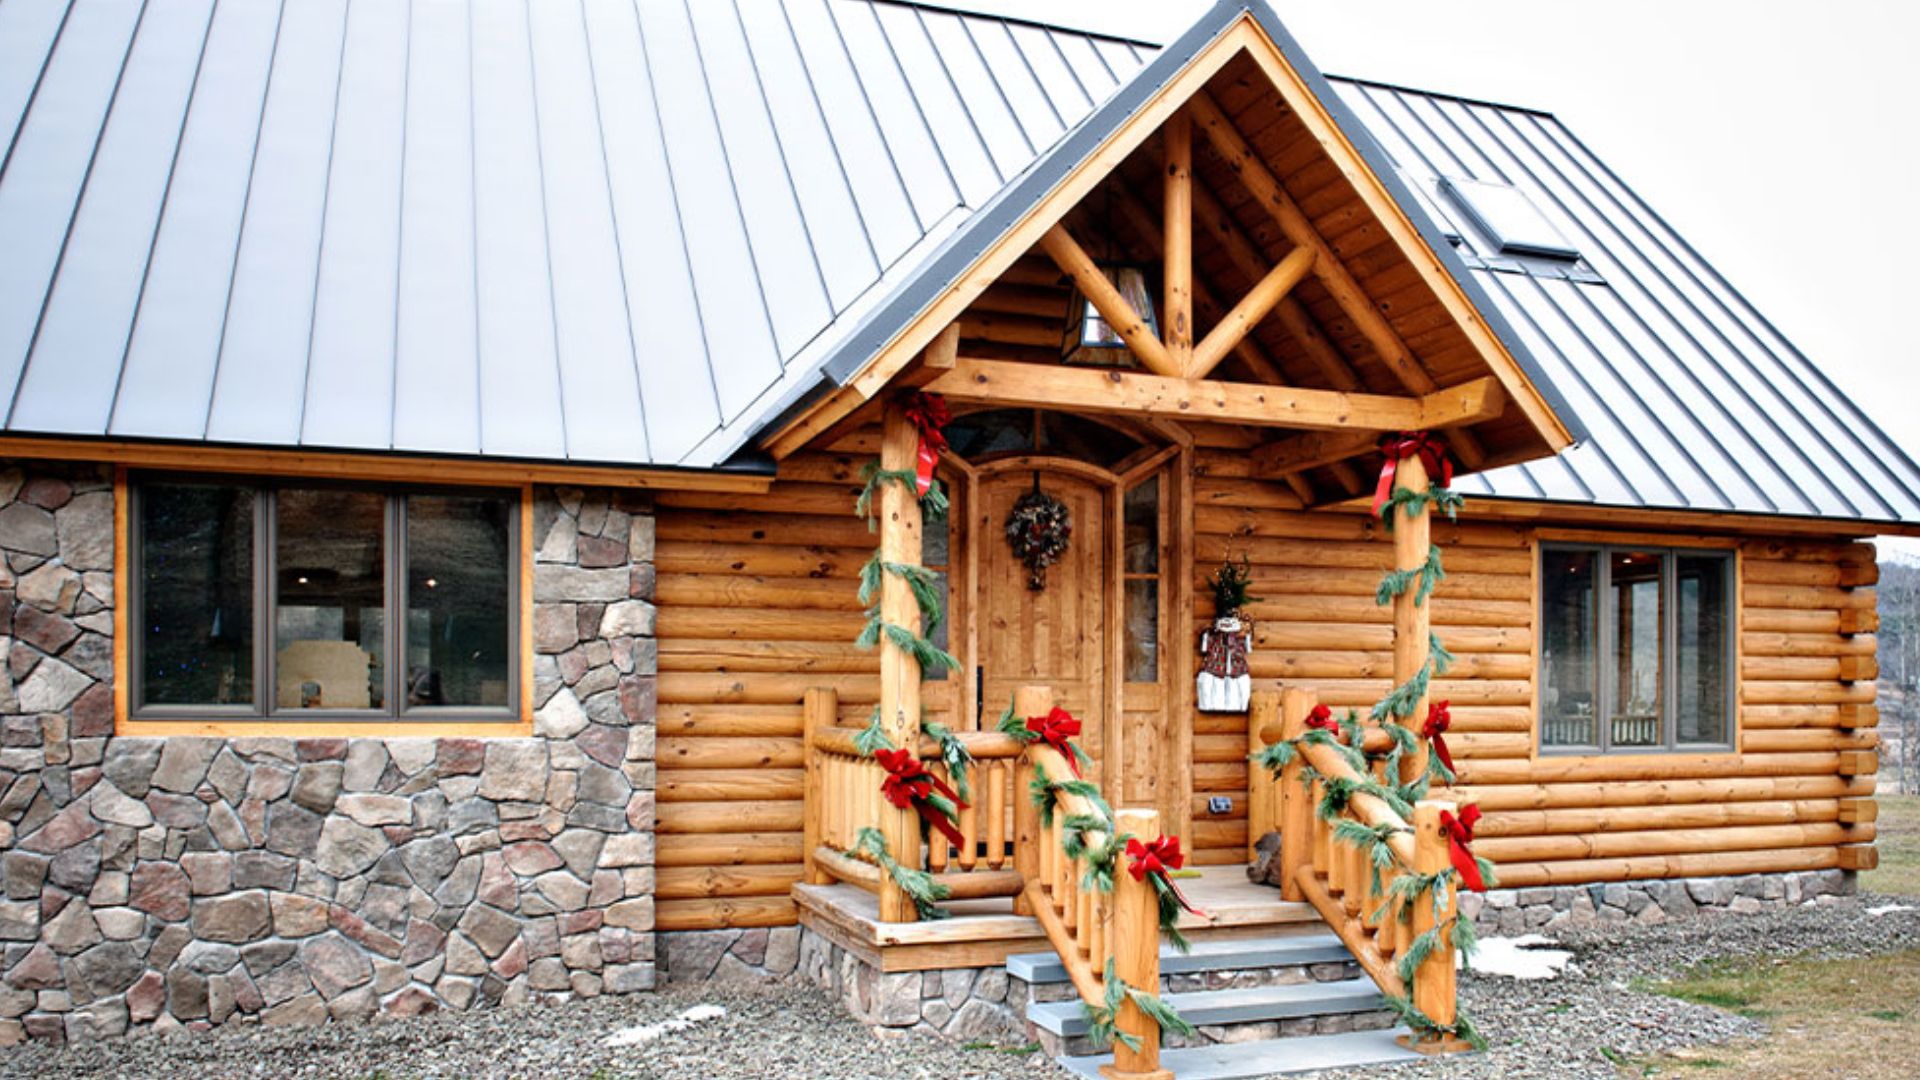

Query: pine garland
left=1081, top=957, right=1198, bottom=1052
left=847, top=827, right=951, bottom=921
left=920, top=720, right=975, bottom=803
left=855, top=463, right=949, bottom=527
left=854, top=707, right=893, bottom=755
left=1375, top=543, right=1446, bottom=607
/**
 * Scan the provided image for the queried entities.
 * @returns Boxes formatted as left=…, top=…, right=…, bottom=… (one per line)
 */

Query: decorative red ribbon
left=903, top=392, right=951, bottom=498
left=1026, top=706, right=1085, bottom=777
left=1305, top=703, right=1339, bottom=734
left=1125, top=834, right=1204, bottom=916
left=1371, top=431, right=1455, bottom=518
left=1439, top=804, right=1486, bottom=892
left=1422, top=700, right=1456, bottom=776
left=875, top=746, right=968, bottom=850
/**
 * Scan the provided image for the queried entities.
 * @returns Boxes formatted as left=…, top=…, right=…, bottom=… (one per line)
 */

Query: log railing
left=801, top=687, right=1025, bottom=907
left=1254, top=686, right=1468, bottom=1053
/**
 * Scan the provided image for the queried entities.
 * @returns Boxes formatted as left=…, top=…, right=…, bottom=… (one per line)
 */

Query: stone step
left=1057, top=1028, right=1426, bottom=1079
left=1025, top=976, right=1385, bottom=1037
left=1006, top=932, right=1352, bottom=986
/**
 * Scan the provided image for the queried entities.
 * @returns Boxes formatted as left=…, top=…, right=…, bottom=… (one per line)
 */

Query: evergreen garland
left=1081, top=957, right=1198, bottom=1052
left=920, top=720, right=975, bottom=804
left=847, top=827, right=951, bottom=921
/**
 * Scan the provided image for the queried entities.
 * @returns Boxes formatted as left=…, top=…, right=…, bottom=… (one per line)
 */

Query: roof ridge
left=862, top=0, right=1164, bottom=51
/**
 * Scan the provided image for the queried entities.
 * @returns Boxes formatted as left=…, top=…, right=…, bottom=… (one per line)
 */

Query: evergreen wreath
left=1005, top=482, right=1071, bottom=591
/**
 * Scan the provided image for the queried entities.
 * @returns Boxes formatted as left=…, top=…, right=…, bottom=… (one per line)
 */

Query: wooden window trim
left=114, top=469, right=534, bottom=737
left=1536, top=541, right=1738, bottom=757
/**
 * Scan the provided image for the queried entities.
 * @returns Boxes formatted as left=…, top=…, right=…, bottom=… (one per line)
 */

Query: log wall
left=1193, top=445, right=1881, bottom=882
left=652, top=449, right=960, bottom=931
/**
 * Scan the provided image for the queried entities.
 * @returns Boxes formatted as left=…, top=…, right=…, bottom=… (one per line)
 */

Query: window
left=1439, top=176, right=1580, bottom=260
left=1122, top=476, right=1161, bottom=683
left=134, top=478, right=518, bottom=720
left=1539, top=544, right=1732, bottom=752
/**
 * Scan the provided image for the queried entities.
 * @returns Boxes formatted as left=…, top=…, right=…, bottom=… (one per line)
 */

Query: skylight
left=1440, top=177, right=1580, bottom=260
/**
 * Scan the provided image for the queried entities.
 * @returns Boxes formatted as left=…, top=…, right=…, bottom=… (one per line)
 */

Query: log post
left=1390, top=453, right=1433, bottom=785
left=1277, top=687, right=1315, bottom=901
left=877, top=400, right=925, bottom=922
left=1162, top=109, right=1193, bottom=374
left=802, top=688, right=837, bottom=885
left=1012, top=684, right=1054, bottom=916
left=1247, top=691, right=1280, bottom=859
left=1405, top=800, right=1468, bottom=1054
left=1102, top=808, right=1172, bottom=1080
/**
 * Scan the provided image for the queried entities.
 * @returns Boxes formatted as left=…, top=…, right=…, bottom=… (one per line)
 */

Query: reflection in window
left=1609, top=551, right=1663, bottom=748
left=1676, top=554, right=1730, bottom=744
left=407, top=494, right=513, bottom=707
left=277, top=489, right=386, bottom=710
left=922, top=485, right=951, bottom=681
left=141, top=483, right=255, bottom=706
left=942, top=408, right=1144, bottom=468
left=1541, top=550, right=1597, bottom=747
left=1123, top=478, right=1160, bottom=682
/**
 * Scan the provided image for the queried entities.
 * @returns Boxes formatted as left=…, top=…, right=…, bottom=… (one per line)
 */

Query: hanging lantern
left=1060, top=262, right=1160, bottom=367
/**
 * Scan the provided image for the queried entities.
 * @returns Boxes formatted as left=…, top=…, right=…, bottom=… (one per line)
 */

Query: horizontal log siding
left=1193, top=449, right=1879, bottom=883
left=653, top=449, right=958, bottom=930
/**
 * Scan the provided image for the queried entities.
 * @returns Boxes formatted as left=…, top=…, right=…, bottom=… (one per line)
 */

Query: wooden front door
left=976, top=466, right=1111, bottom=781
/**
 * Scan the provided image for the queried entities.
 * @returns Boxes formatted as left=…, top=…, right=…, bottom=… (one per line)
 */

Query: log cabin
left=0, top=0, right=1912, bottom=1072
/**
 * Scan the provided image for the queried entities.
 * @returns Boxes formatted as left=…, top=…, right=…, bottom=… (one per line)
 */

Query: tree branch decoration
left=875, top=746, right=968, bottom=852
left=1082, top=958, right=1198, bottom=1053
left=846, top=827, right=951, bottom=921
left=1205, top=552, right=1257, bottom=618
left=1005, top=482, right=1071, bottom=591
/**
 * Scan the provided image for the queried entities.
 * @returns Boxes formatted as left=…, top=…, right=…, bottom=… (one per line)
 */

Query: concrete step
left=1025, top=976, right=1384, bottom=1037
left=1006, top=932, right=1352, bottom=986
left=1057, top=1028, right=1426, bottom=1079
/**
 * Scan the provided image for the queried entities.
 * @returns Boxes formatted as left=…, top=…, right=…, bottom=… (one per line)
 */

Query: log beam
left=926, top=359, right=1505, bottom=433
left=1249, top=379, right=1503, bottom=477
left=1162, top=110, right=1194, bottom=372
left=1188, top=91, right=1488, bottom=469
left=1039, top=224, right=1181, bottom=378
left=1188, top=246, right=1315, bottom=379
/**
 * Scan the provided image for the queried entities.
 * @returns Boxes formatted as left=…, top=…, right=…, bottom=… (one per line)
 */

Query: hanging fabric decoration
left=1371, top=431, right=1455, bottom=518
left=902, top=392, right=952, bottom=498
left=1005, top=479, right=1072, bottom=591
left=1024, top=705, right=1089, bottom=777
left=1422, top=700, right=1456, bottom=778
left=875, top=747, right=968, bottom=850
left=1126, top=834, right=1205, bottom=917
left=1438, top=804, right=1487, bottom=892
left=1305, top=702, right=1340, bottom=734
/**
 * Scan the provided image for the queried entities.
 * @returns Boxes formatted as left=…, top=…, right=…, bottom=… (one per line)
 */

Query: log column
left=1390, top=453, right=1433, bottom=785
left=1102, top=807, right=1172, bottom=1080
left=877, top=400, right=925, bottom=922
left=1012, top=684, right=1054, bottom=916
left=1277, top=688, right=1315, bottom=902
left=1407, top=801, right=1468, bottom=1054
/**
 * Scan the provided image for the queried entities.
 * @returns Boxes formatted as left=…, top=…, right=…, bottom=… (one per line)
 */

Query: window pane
left=277, top=489, right=386, bottom=710
left=1541, top=550, right=1597, bottom=746
left=1124, top=578, right=1158, bottom=682
left=1124, top=477, right=1158, bottom=574
left=406, top=494, right=512, bottom=708
left=1676, top=554, right=1731, bottom=744
left=141, top=483, right=254, bottom=706
left=924, top=570, right=950, bottom=682
left=1610, top=550, right=1664, bottom=748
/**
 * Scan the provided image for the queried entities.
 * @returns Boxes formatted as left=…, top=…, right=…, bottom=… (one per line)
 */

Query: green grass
left=1861, top=793, right=1920, bottom=897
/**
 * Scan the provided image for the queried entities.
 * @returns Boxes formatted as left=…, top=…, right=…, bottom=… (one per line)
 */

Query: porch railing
left=1250, top=686, right=1467, bottom=1052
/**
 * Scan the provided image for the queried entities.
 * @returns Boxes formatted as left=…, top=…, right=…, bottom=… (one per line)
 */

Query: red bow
left=1305, top=703, right=1339, bottom=734
left=1026, top=706, right=1084, bottom=777
left=875, top=746, right=968, bottom=850
left=1371, top=431, right=1455, bottom=519
left=1125, top=834, right=1204, bottom=916
left=1439, top=805, right=1486, bottom=892
left=903, top=392, right=951, bottom=498
left=1422, top=700, right=1456, bottom=777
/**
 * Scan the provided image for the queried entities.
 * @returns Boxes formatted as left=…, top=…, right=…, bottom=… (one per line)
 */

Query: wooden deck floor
left=794, top=866, right=1325, bottom=972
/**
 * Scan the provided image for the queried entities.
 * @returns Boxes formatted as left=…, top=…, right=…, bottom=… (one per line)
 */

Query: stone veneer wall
left=1457, top=869, right=1855, bottom=933
left=0, top=467, right=657, bottom=1044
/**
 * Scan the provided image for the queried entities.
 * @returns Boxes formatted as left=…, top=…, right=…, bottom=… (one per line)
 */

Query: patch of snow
left=1867, top=903, right=1915, bottom=917
left=1462, top=934, right=1574, bottom=980
left=603, top=1004, right=729, bottom=1047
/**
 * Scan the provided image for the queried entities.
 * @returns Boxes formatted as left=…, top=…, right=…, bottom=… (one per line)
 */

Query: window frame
left=1537, top=542, right=1736, bottom=755
left=127, top=473, right=524, bottom=726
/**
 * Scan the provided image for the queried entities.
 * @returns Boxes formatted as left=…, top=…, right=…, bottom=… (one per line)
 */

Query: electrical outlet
left=1207, top=796, right=1233, bottom=814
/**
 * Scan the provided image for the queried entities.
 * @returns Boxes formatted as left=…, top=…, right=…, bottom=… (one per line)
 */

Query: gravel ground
left=5, top=894, right=1915, bottom=1080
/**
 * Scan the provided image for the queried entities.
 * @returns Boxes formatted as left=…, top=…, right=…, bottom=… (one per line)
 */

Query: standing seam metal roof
left=1, top=0, right=1916, bottom=528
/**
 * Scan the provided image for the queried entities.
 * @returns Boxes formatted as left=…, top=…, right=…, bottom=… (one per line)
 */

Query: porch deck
left=794, top=866, right=1324, bottom=973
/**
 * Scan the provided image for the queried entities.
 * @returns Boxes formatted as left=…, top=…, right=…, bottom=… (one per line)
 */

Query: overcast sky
left=936, top=0, right=1920, bottom=556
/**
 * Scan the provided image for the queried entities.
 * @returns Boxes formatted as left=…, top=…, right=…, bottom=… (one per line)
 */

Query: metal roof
left=2, top=0, right=1916, bottom=527
left=1323, top=78, right=1920, bottom=525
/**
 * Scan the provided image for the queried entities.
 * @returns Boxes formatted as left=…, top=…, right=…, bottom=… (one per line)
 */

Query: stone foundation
left=1457, top=869, right=1856, bottom=934
left=0, top=469, right=658, bottom=1044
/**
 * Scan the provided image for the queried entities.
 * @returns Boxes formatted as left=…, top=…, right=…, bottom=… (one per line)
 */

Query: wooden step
left=1025, top=977, right=1385, bottom=1037
left=1006, top=931, right=1352, bottom=985
left=1057, top=1028, right=1426, bottom=1079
